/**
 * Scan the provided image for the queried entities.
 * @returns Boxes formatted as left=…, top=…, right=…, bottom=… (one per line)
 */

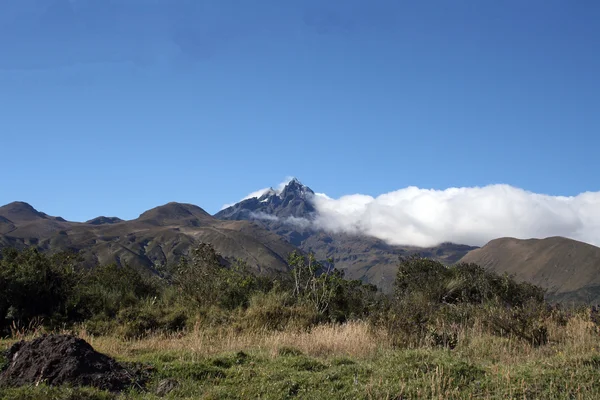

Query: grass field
left=2, top=315, right=600, bottom=400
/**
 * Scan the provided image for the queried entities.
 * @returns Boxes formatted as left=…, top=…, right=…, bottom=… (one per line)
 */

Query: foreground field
left=2, top=318, right=600, bottom=400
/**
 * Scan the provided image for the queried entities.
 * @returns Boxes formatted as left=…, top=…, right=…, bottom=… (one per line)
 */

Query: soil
left=0, top=334, right=151, bottom=392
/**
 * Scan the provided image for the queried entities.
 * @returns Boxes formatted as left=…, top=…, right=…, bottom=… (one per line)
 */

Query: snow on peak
left=220, top=177, right=313, bottom=210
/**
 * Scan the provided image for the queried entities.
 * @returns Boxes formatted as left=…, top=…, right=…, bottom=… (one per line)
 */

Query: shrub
left=241, top=289, right=320, bottom=331
left=481, top=300, right=549, bottom=346
left=112, top=304, right=190, bottom=339
left=385, top=255, right=549, bottom=347
left=328, top=279, right=381, bottom=323
left=170, top=244, right=266, bottom=310
left=75, top=263, right=161, bottom=320
left=0, top=247, right=81, bottom=332
left=288, top=252, right=342, bottom=315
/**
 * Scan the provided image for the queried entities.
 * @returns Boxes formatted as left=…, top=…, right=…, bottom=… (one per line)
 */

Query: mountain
left=0, top=202, right=298, bottom=275
left=85, top=216, right=123, bottom=225
left=460, top=237, right=600, bottom=303
left=215, top=179, right=476, bottom=292
left=0, top=201, right=53, bottom=223
left=216, top=178, right=316, bottom=223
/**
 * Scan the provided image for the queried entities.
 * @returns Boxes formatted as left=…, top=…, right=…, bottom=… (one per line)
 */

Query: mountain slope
left=85, top=216, right=123, bottom=225
left=0, top=201, right=51, bottom=223
left=215, top=179, right=476, bottom=292
left=0, top=202, right=298, bottom=275
left=460, top=237, right=600, bottom=303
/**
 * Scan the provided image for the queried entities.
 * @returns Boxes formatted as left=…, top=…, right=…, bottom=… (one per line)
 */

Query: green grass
left=2, top=318, right=600, bottom=399
left=2, top=346, right=600, bottom=399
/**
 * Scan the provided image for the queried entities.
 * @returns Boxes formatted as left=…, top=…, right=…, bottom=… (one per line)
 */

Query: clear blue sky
left=1, top=0, right=599, bottom=222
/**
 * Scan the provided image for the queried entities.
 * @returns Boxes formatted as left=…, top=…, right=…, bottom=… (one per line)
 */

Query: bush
left=288, top=252, right=341, bottom=315
left=328, top=279, right=381, bottom=323
left=383, top=255, right=549, bottom=347
left=0, top=244, right=386, bottom=336
left=446, top=262, right=545, bottom=307
left=394, top=256, right=545, bottom=307
left=240, top=289, right=320, bottom=331
left=0, top=247, right=81, bottom=333
left=480, top=300, right=549, bottom=346
left=75, top=263, right=160, bottom=320
left=379, top=292, right=438, bottom=347
left=83, top=301, right=190, bottom=338
left=170, top=244, right=267, bottom=310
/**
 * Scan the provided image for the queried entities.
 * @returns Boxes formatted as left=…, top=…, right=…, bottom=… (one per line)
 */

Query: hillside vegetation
left=1, top=246, right=600, bottom=399
left=461, top=236, right=600, bottom=304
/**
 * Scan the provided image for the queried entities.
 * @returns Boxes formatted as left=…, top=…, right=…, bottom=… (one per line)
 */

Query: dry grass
left=447, top=313, right=600, bottom=364
left=17, top=311, right=598, bottom=368
left=74, top=320, right=385, bottom=361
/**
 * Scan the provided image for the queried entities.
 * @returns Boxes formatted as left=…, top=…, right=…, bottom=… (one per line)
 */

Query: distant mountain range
left=0, top=201, right=296, bottom=275
left=3, top=179, right=600, bottom=303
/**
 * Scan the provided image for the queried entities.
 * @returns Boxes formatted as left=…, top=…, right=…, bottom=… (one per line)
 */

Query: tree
left=0, top=247, right=80, bottom=331
left=172, top=243, right=258, bottom=309
left=288, top=251, right=341, bottom=315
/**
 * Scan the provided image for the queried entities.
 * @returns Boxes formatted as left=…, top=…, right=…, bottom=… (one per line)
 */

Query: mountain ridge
left=0, top=201, right=298, bottom=275
left=0, top=201, right=51, bottom=223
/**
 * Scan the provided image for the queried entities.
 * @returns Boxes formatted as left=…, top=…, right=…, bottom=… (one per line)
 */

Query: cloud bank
left=223, top=180, right=600, bottom=248
left=312, top=185, right=600, bottom=248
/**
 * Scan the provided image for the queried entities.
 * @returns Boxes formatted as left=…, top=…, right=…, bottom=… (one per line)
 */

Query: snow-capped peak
left=280, top=178, right=314, bottom=199
left=219, top=178, right=314, bottom=211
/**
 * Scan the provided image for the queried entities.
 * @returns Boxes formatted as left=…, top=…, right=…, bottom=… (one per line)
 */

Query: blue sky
left=2, top=0, right=599, bottom=223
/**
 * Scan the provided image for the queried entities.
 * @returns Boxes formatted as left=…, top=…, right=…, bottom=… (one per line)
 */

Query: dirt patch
left=0, top=334, right=151, bottom=392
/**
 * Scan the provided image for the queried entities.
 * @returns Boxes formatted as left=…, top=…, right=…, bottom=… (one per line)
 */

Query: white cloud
left=311, top=185, right=600, bottom=248
left=249, top=212, right=312, bottom=230
left=249, top=211, right=279, bottom=221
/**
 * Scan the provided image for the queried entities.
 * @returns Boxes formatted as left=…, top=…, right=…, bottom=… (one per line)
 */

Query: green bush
left=445, top=262, right=545, bottom=307
left=384, top=255, right=548, bottom=347
left=394, top=256, right=545, bottom=307
left=240, top=289, right=320, bottom=331
left=0, top=244, right=386, bottom=336
left=75, top=263, right=160, bottom=320
left=0, top=247, right=81, bottom=333
left=480, top=300, right=549, bottom=346
left=170, top=244, right=268, bottom=310
left=115, top=303, right=190, bottom=339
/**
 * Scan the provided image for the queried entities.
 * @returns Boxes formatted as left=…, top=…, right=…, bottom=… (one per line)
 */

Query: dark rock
left=0, top=334, right=149, bottom=392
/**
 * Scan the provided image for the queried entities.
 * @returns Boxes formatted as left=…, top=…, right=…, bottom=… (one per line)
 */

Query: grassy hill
left=460, top=236, right=600, bottom=303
